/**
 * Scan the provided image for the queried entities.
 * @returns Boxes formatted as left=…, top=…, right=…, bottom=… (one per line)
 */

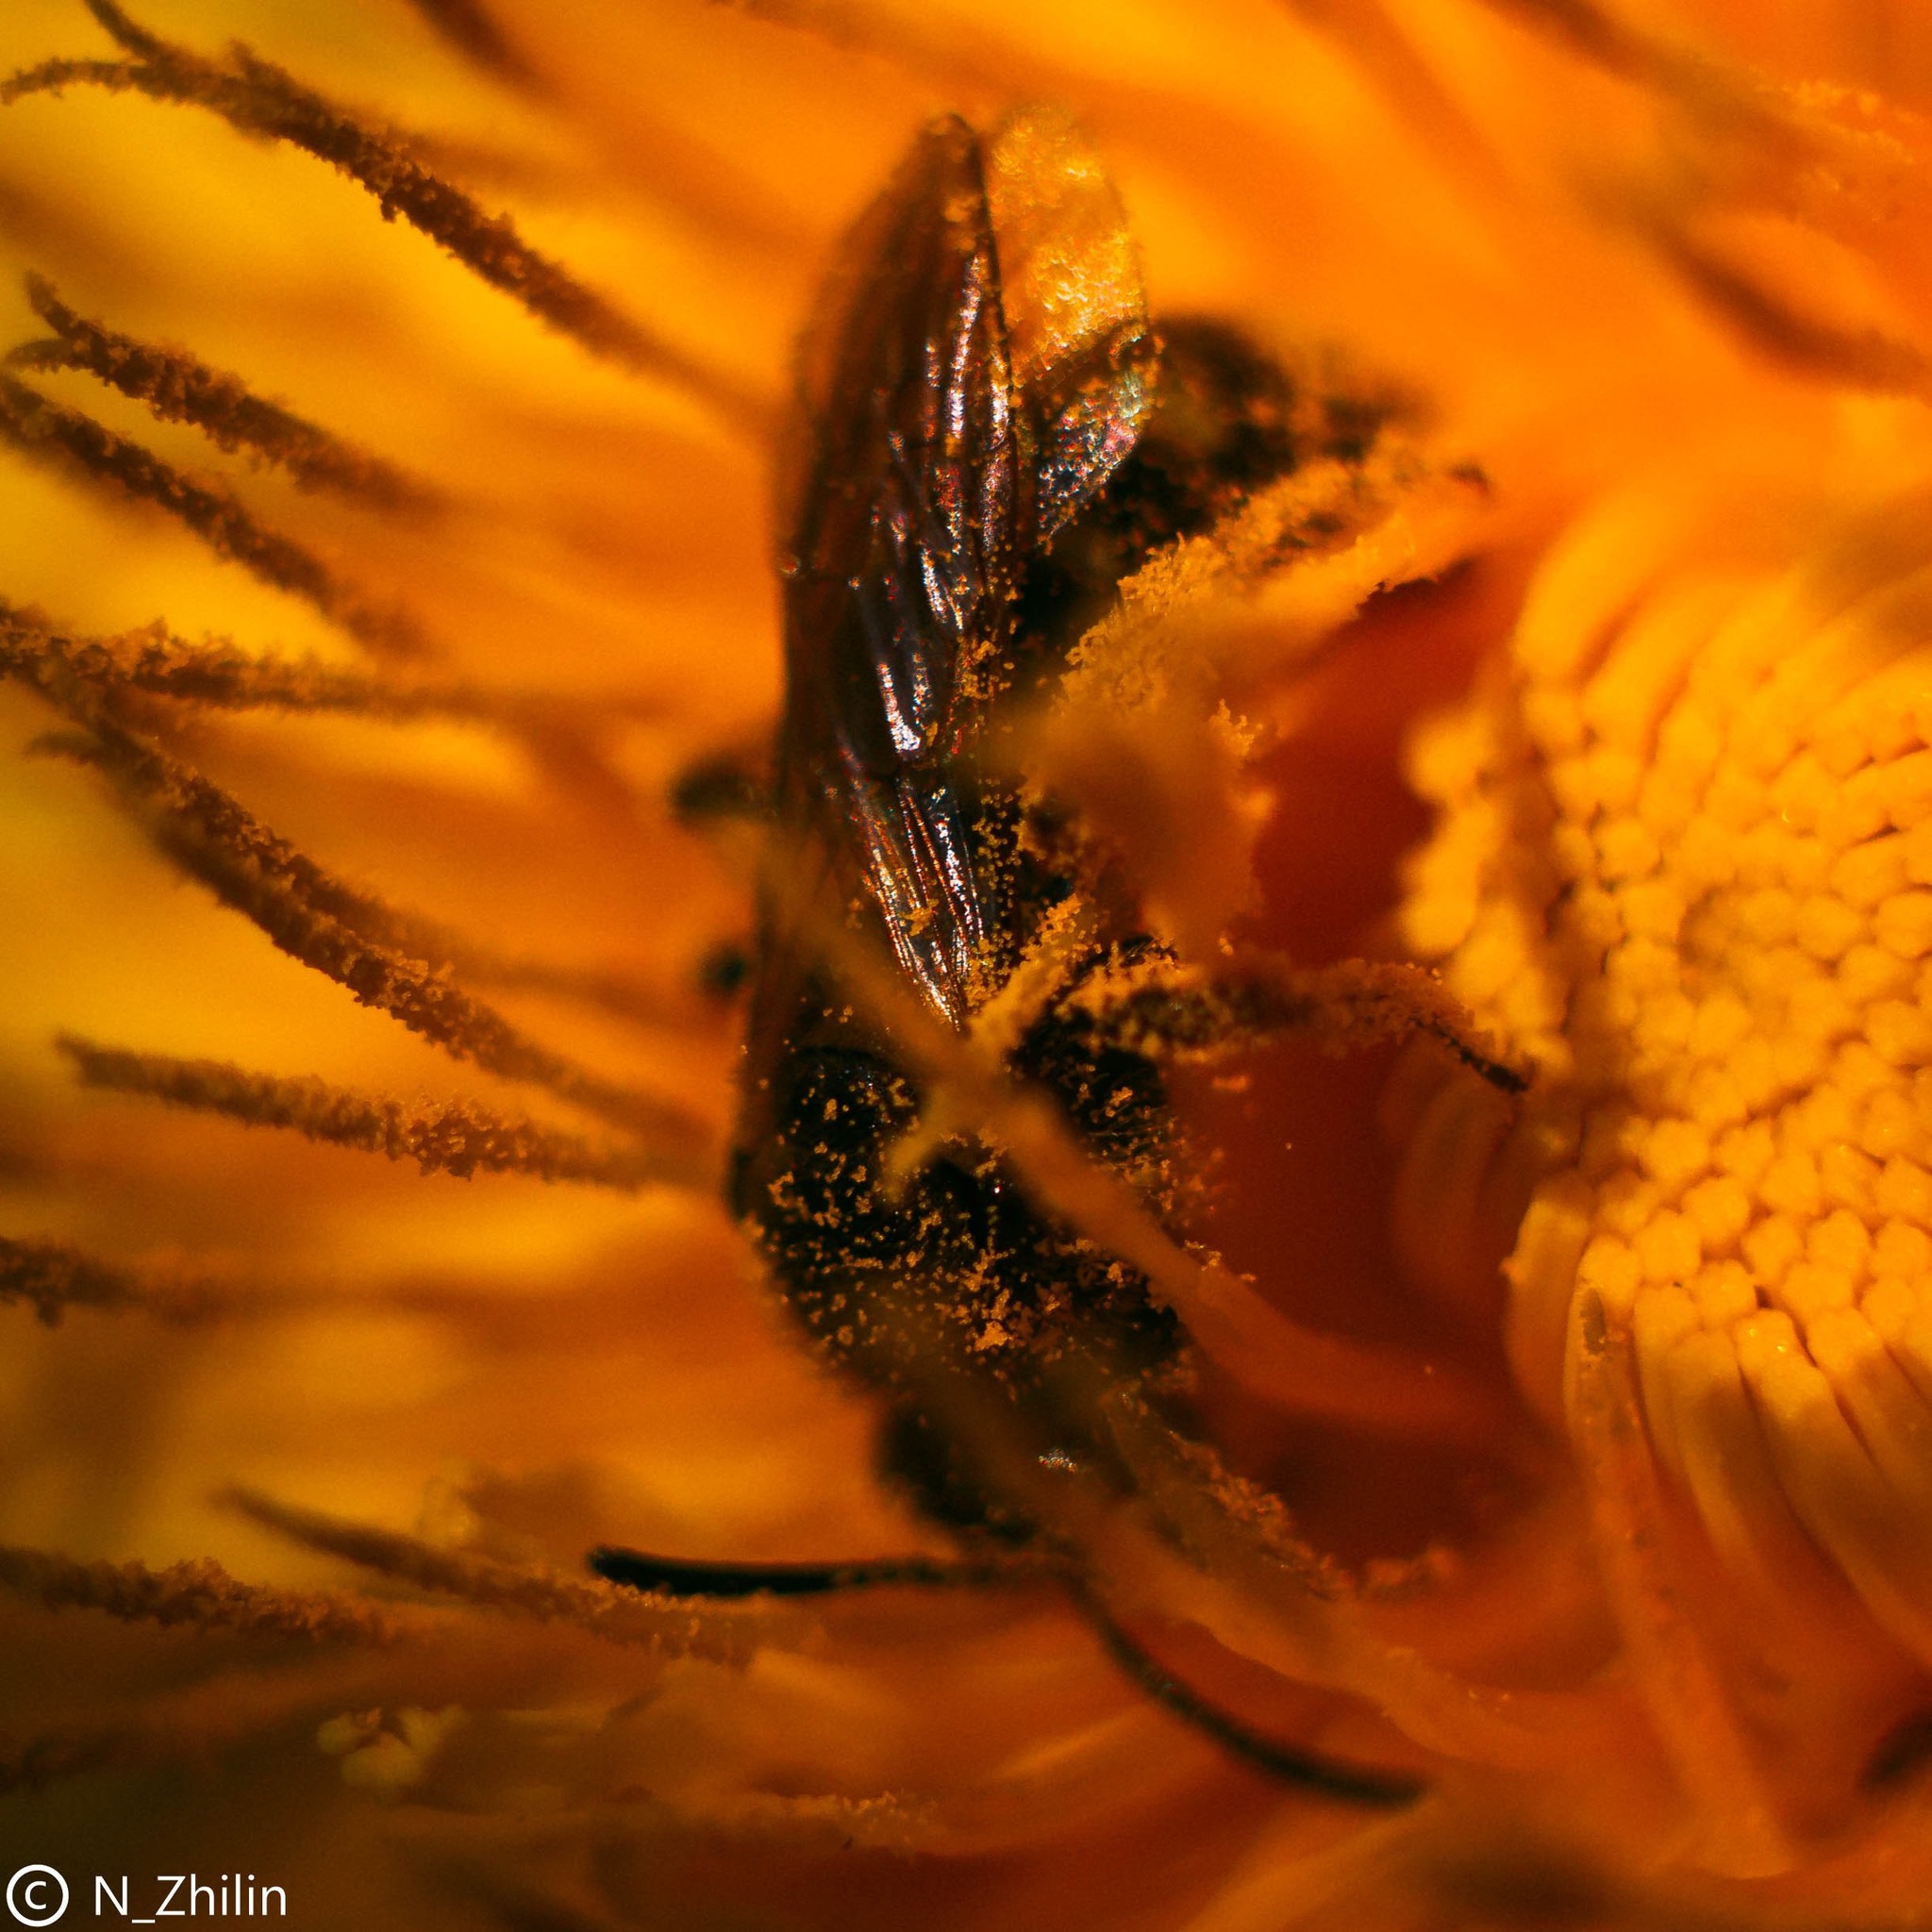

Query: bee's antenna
left=1069, top=1585, right=1428, bottom=1808
left=587, top=1546, right=1024, bottom=1597
left=593, top=1541, right=1428, bottom=1808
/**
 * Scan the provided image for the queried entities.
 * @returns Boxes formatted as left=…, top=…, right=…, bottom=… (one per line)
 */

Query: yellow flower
left=7, top=0, right=1932, bottom=1925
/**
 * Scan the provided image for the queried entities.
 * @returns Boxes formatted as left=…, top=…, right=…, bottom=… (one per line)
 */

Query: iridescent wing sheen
left=782, top=113, right=1154, bottom=1028
left=982, top=108, right=1158, bottom=545
left=782, top=117, right=1013, bottom=1026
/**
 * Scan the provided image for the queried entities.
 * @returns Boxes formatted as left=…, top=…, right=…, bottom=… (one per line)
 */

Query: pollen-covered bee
left=599, top=109, right=1504, bottom=1803
left=735, top=109, right=1181, bottom=1516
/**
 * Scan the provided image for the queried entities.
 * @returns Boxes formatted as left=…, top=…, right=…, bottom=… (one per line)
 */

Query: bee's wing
left=782, top=117, right=1017, bottom=1027
left=780, top=113, right=1157, bottom=1030
left=983, top=108, right=1158, bottom=544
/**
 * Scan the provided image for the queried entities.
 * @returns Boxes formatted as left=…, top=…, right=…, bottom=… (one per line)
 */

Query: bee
left=596, top=108, right=1495, bottom=1805
left=733, top=108, right=1183, bottom=1525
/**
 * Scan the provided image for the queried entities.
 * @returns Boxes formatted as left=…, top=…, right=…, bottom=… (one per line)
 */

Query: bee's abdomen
left=740, top=1036, right=1178, bottom=1394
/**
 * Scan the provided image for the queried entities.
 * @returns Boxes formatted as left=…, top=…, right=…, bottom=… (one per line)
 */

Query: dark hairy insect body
left=734, top=113, right=1315, bottom=1535
left=599, top=110, right=1433, bottom=1806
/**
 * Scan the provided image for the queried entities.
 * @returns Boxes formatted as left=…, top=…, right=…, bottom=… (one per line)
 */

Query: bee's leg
left=876, top=1402, right=1430, bottom=1807
left=1071, top=954, right=1526, bottom=1095
left=668, top=751, right=769, bottom=824
left=660, top=753, right=770, bottom=1004
left=592, top=1549, right=1427, bottom=1805
left=1070, top=1585, right=1427, bottom=1807
left=588, top=1546, right=1014, bottom=1596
